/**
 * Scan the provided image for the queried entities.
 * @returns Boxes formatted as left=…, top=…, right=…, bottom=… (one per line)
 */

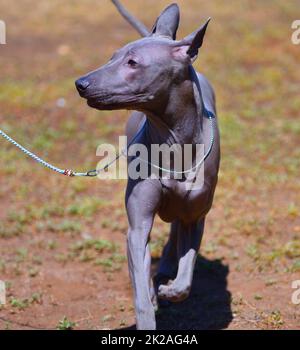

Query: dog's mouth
left=85, top=93, right=145, bottom=111
left=80, top=91, right=148, bottom=111
left=86, top=95, right=117, bottom=110
left=86, top=96, right=130, bottom=111
left=86, top=97, right=105, bottom=108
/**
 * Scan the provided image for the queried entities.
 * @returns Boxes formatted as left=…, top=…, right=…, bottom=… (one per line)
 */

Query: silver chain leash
left=0, top=109, right=214, bottom=178
left=0, top=129, right=97, bottom=177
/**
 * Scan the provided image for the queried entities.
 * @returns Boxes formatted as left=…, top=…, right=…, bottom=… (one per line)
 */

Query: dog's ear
left=151, top=3, right=180, bottom=40
left=172, top=18, right=211, bottom=63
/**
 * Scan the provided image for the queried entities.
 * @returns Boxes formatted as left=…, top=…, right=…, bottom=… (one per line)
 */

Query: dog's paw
left=158, top=282, right=190, bottom=303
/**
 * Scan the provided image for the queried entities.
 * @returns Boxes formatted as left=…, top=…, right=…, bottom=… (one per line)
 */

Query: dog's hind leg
left=158, top=218, right=205, bottom=302
left=154, top=220, right=179, bottom=286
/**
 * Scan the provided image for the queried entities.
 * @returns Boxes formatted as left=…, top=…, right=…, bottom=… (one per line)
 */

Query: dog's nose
left=75, top=78, right=90, bottom=92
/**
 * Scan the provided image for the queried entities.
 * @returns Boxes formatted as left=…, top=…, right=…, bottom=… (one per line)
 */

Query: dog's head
left=75, top=4, right=210, bottom=113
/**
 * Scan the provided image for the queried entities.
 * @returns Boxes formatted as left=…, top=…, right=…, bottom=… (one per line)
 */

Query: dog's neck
left=144, top=66, right=205, bottom=146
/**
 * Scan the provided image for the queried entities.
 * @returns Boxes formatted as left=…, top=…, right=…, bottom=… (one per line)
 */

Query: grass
left=36, top=219, right=82, bottom=234
left=9, top=293, right=42, bottom=310
left=262, top=310, right=284, bottom=329
left=0, top=223, right=24, bottom=238
left=10, top=298, right=29, bottom=310
left=68, top=238, right=126, bottom=271
left=66, top=198, right=109, bottom=217
left=57, top=316, right=76, bottom=330
left=94, top=253, right=126, bottom=272
left=70, top=238, right=119, bottom=253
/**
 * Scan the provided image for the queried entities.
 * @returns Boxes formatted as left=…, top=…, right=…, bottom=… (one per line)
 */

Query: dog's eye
left=127, top=59, right=138, bottom=67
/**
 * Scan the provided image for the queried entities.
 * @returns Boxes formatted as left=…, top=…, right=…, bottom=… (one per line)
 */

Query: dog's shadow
left=119, top=255, right=233, bottom=330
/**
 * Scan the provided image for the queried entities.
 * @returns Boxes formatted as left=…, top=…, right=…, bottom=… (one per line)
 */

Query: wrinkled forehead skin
left=110, top=36, right=176, bottom=63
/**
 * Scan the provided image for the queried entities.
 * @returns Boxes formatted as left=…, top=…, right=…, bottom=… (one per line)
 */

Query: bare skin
left=75, top=2, right=220, bottom=330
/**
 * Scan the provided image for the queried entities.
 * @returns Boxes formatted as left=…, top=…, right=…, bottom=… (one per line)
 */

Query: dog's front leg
left=126, top=179, right=162, bottom=330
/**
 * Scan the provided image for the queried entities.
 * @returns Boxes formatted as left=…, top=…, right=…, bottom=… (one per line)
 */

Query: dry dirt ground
left=0, top=0, right=299, bottom=330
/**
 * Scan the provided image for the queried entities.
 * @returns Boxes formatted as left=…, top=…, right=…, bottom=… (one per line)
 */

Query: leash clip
left=86, top=169, right=98, bottom=177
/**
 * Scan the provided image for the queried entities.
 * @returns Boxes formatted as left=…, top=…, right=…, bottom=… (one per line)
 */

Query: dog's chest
left=157, top=178, right=214, bottom=223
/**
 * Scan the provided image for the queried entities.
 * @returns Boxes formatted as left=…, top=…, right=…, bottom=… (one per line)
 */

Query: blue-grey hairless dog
left=75, top=1, right=220, bottom=330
